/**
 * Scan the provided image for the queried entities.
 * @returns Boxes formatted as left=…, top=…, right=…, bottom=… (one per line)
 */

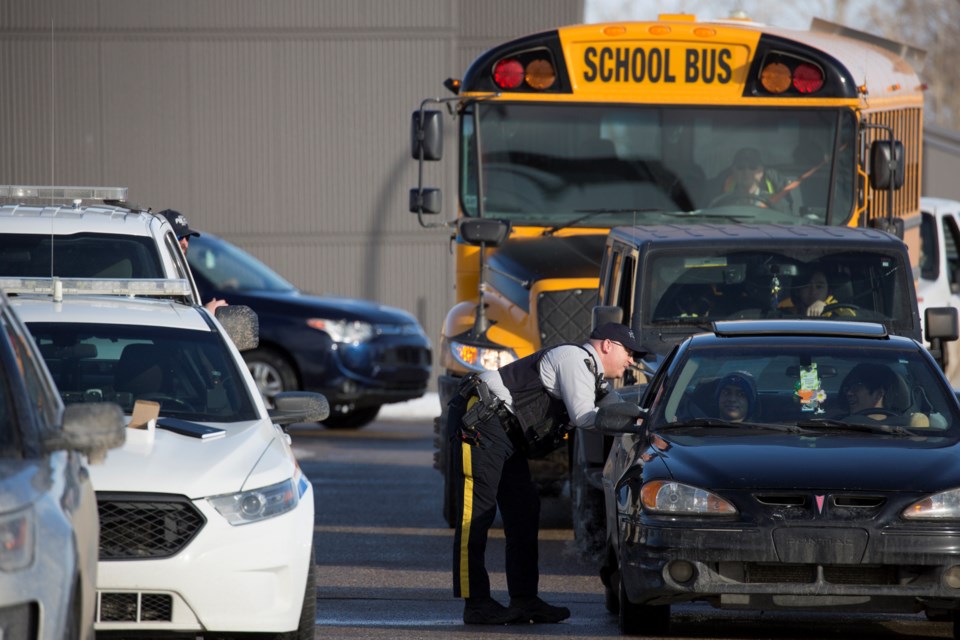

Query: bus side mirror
left=592, top=305, right=624, bottom=330
left=459, top=218, right=510, bottom=247
left=869, top=139, right=905, bottom=190
left=411, top=110, right=443, bottom=161
left=409, top=188, right=442, bottom=215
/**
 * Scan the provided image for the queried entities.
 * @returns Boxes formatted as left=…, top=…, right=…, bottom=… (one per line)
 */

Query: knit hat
left=715, top=371, right=757, bottom=418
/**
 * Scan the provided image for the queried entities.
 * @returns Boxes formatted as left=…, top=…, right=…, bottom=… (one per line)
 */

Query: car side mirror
left=594, top=402, right=646, bottom=435
left=50, top=402, right=127, bottom=464
left=215, top=305, right=259, bottom=352
left=269, top=391, right=330, bottom=426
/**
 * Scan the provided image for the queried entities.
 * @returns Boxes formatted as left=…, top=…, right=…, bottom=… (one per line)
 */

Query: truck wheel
left=570, top=434, right=605, bottom=563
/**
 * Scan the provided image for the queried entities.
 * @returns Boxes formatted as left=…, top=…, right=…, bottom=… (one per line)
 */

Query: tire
left=570, top=433, right=606, bottom=563
left=619, top=579, right=669, bottom=636
left=322, top=405, right=380, bottom=429
left=244, top=348, right=299, bottom=407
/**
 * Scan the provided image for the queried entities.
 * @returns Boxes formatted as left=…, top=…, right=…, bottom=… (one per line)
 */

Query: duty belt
left=458, top=374, right=521, bottom=440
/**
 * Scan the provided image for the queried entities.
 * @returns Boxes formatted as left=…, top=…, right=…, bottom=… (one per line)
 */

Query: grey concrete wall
left=0, top=0, right=584, bottom=390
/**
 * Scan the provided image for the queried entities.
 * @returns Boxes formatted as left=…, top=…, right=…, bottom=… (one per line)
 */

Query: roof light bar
left=0, top=277, right=192, bottom=302
left=0, top=185, right=128, bottom=201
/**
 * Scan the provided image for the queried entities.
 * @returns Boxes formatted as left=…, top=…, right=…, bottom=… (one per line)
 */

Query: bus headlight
left=450, top=340, right=517, bottom=371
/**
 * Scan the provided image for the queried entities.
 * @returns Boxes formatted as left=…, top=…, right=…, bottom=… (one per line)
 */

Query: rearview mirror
left=594, top=402, right=645, bottom=435
left=215, top=305, right=259, bottom=352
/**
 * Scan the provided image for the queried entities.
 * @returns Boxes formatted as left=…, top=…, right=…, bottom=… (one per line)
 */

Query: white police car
left=5, top=277, right=326, bottom=638
left=0, top=185, right=201, bottom=305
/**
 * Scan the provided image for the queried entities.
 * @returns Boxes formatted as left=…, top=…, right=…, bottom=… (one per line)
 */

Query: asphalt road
left=289, top=417, right=955, bottom=640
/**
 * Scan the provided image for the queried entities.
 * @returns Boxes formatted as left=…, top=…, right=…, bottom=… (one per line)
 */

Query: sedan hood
left=216, top=288, right=419, bottom=326
left=90, top=419, right=285, bottom=499
left=652, top=433, right=960, bottom=493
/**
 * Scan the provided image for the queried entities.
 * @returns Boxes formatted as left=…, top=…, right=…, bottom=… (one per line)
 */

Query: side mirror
left=459, top=218, right=510, bottom=247
left=594, top=402, right=646, bottom=435
left=215, top=305, right=259, bottom=352
left=269, top=391, right=330, bottom=425
left=410, top=110, right=443, bottom=161
left=925, top=306, right=959, bottom=371
left=409, top=188, right=442, bottom=215
left=869, top=139, right=905, bottom=190
left=50, top=403, right=127, bottom=464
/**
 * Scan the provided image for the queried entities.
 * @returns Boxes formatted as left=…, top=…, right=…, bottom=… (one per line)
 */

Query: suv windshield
left=27, top=323, right=257, bottom=423
left=0, top=233, right=164, bottom=279
left=461, top=103, right=855, bottom=225
left=645, top=249, right=912, bottom=331
left=654, top=342, right=960, bottom=435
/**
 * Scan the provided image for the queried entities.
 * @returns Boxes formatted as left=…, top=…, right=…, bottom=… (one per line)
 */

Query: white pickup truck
left=919, top=196, right=960, bottom=386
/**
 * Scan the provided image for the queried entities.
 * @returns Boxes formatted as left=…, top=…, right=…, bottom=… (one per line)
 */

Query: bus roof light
left=492, top=58, right=524, bottom=90
left=793, top=63, right=825, bottom=93
left=759, top=62, right=792, bottom=94
left=525, top=59, right=556, bottom=90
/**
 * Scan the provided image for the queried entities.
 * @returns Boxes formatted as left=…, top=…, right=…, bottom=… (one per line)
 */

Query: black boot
left=462, top=597, right=524, bottom=625
left=510, top=595, right=571, bottom=623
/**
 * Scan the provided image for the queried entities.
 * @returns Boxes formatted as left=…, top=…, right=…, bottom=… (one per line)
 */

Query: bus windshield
left=461, top=102, right=856, bottom=228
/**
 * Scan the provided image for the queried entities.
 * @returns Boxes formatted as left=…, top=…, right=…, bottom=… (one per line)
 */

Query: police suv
left=5, top=277, right=326, bottom=638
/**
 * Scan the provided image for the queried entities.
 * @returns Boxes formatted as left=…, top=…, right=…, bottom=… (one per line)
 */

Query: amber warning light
left=759, top=59, right=825, bottom=95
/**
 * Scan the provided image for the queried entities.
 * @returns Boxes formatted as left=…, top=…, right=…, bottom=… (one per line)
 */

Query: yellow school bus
left=410, top=14, right=925, bottom=527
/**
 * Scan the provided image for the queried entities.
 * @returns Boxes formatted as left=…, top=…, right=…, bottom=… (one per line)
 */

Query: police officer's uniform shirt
left=480, top=343, right=604, bottom=428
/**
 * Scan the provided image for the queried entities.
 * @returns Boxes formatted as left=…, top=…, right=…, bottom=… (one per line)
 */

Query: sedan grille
left=97, top=493, right=206, bottom=560
left=97, top=592, right=173, bottom=622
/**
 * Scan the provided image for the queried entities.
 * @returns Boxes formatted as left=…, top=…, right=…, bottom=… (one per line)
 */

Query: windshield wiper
left=796, top=418, right=913, bottom=436
left=542, top=208, right=663, bottom=236
left=659, top=418, right=805, bottom=433
left=663, top=210, right=752, bottom=223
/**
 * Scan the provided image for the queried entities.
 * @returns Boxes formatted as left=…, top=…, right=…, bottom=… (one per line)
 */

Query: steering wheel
left=138, top=393, right=196, bottom=412
left=821, top=302, right=860, bottom=315
left=709, top=192, right=770, bottom=208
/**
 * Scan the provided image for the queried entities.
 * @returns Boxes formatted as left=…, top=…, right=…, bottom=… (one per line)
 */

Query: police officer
left=158, top=209, right=227, bottom=314
left=450, top=322, right=643, bottom=625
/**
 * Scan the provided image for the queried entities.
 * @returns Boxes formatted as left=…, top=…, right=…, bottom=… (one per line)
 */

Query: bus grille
left=537, top=288, right=598, bottom=347
left=97, top=493, right=206, bottom=559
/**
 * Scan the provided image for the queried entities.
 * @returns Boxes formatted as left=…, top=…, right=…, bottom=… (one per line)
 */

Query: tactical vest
left=498, top=343, right=606, bottom=458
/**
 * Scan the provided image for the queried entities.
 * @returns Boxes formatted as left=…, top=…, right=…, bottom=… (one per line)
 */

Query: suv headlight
left=208, top=478, right=299, bottom=525
left=307, top=318, right=374, bottom=344
left=450, top=340, right=517, bottom=372
left=0, top=507, right=34, bottom=571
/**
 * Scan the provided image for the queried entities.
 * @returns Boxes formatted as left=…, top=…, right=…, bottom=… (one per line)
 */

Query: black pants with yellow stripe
left=451, top=401, right=540, bottom=600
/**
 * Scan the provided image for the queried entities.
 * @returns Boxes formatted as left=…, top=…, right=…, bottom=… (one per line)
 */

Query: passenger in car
left=714, top=371, right=758, bottom=423
left=839, top=364, right=930, bottom=427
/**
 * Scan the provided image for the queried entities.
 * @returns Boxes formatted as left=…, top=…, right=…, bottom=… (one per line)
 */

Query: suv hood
left=216, top=288, right=420, bottom=326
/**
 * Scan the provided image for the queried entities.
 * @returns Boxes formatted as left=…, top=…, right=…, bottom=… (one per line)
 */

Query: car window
left=27, top=323, right=258, bottom=423
left=2, top=309, right=59, bottom=430
left=655, top=342, right=960, bottom=434
left=187, top=235, right=295, bottom=293
left=0, top=233, right=164, bottom=278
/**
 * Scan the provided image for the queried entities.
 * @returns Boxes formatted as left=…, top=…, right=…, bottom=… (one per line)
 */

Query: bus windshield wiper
left=542, top=208, right=662, bottom=236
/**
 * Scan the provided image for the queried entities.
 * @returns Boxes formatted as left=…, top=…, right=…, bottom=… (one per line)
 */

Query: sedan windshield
left=653, top=342, right=960, bottom=436
left=27, top=323, right=257, bottom=423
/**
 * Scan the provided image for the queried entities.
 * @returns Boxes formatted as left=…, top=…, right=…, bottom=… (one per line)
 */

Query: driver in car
left=711, top=147, right=792, bottom=213
left=777, top=266, right=854, bottom=317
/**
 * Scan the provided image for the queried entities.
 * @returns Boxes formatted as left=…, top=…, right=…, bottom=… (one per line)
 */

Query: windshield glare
left=0, top=233, right=164, bottom=279
left=654, top=344, right=960, bottom=435
left=645, top=249, right=911, bottom=330
left=461, top=103, right=855, bottom=226
left=188, top=235, right=295, bottom=293
left=27, top=323, right=258, bottom=423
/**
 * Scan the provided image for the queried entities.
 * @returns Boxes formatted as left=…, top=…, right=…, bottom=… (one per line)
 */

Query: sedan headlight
left=307, top=318, right=374, bottom=344
left=450, top=340, right=517, bottom=372
left=903, top=488, right=960, bottom=520
left=640, top=480, right=737, bottom=515
left=208, top=478, right=299, bottom=526
left=0, top=507, right=34, bottom=571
